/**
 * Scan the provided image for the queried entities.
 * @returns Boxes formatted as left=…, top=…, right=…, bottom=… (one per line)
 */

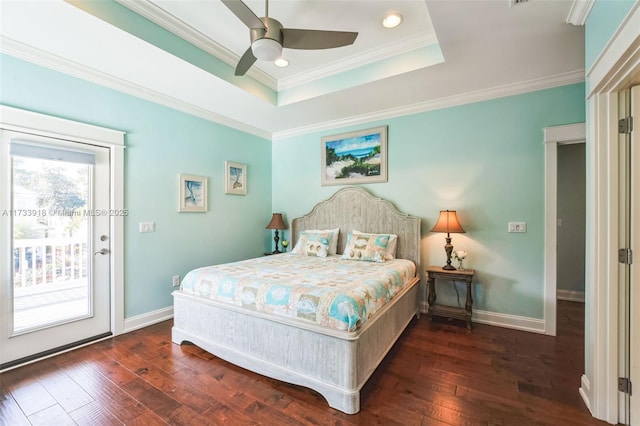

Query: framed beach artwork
left=321, top=126, right=388, bottom=186
left=179, top=174, right=207, bottom=212
left=225, top=161, right=247, bottom=195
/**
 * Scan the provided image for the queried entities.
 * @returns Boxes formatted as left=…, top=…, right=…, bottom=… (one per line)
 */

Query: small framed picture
left=179, top=174, right=207, bottom=212
left=225, top=161, right=247, bottom=195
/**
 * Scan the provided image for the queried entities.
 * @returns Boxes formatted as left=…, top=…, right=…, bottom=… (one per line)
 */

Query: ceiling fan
left=221, top=0, right=358, bottom=76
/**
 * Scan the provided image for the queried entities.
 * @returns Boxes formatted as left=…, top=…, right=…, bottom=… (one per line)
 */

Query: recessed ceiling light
left=274, top=57, right=289, bottom=68
left=382, top=13, right=403, bottom=29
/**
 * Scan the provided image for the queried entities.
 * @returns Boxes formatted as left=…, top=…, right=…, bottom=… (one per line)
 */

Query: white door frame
left=630, top=85, right=640, bottom=426
left=581, top=3, right=640, bottom=423
left=543, top=123, right=586, bottom=337
left=0, top=105, right=125, bottom=342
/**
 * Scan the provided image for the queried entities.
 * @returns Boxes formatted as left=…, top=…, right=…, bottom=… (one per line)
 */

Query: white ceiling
left=0, top=0, right=585, bottom=139
left=137, top=0, right=438, bottom=87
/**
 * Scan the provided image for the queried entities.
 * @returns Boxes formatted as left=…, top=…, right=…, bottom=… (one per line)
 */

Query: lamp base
left=271, top=229, right=281, bottom=254
left=442, top=235, right=456, bottom=271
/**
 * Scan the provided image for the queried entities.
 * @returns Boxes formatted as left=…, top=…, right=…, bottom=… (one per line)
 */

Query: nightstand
left=426, top=266, right=476, bottom=329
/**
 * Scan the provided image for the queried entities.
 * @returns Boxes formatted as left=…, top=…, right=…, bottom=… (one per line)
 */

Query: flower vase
left=457, top=259, right=464, bottom=270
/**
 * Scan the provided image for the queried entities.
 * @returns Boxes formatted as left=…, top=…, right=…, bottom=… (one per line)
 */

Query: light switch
left=508, top=222, right=526, bottom=233
left=139, top=222, right=155, bottom=233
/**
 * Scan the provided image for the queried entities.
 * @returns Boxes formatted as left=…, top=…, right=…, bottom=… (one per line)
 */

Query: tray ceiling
left=0, top=0, right=584, bottom=138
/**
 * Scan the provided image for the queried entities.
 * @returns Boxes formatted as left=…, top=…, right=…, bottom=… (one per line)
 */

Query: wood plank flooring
left=1, top=301, right=607, bottom=425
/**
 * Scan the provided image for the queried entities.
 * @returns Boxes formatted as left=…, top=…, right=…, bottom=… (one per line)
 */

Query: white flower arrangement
left=452, top=250, right=468, bottom=261
left=452, top=250, right=468, bottom=270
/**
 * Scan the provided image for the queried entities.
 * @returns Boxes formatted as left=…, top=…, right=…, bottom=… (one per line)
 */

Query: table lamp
left=431, top=210, right=466, bottom=270
left=266, top=213, right=288, bottom=254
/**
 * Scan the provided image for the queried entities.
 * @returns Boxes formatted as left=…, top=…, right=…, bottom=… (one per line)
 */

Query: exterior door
left=0, top=130, right=112, bottom=369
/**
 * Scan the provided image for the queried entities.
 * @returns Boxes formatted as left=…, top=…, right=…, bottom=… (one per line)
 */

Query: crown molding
left=566, top=0, right=595, bottom=26
left=272, top=70, right=585, bottom=140
left=277, top=32, right=439, bottom=91
left=0, top=36, right=271, bottom=140
left=113, top=0, right=276, bottom=90
left=1, top=35, right=584, bottom=143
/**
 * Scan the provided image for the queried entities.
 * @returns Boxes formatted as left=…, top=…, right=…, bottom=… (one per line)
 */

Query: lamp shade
left=430, top=210, right=465, bottom=234
left=266, top=213, right=287, bottom=230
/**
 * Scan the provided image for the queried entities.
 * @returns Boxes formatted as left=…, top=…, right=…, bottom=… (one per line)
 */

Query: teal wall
left=0, top=54, right=272, bottom=318
left=0, top=54, right=588, bottom=322
left=585, top=0, right=635, bottom=69
left=273, top=83, right=586, bottom=319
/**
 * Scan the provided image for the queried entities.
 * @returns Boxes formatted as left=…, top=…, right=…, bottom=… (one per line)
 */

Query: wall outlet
left=139, top=222, right=155, bottom=233
left=508, top=222, right=527, bottom=233
left=172, top=275, right=180, bottom=287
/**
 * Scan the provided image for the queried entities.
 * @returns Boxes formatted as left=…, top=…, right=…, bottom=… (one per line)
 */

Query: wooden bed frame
left=172, top=187, right=421, bottom=414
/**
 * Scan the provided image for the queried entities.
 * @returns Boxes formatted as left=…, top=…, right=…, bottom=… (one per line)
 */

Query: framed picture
left=321, top=125, right=388, bottom=186
left=225, top=161, right=247, bottom=195
left=179, top=174, right=207, bottom=212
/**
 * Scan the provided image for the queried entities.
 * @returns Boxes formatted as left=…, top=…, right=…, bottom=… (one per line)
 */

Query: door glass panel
left=11, top=155, right=92, bottom=334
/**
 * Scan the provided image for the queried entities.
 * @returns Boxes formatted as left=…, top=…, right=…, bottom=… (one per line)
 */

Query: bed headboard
left=291, top=187, right=421, bottom=272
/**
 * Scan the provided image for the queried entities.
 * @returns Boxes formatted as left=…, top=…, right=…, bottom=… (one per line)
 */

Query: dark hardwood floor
left=1, top=301, right=606, bottom=425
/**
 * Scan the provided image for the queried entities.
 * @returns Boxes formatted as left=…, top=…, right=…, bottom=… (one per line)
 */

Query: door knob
left=94, top=248, right=110, bottom=255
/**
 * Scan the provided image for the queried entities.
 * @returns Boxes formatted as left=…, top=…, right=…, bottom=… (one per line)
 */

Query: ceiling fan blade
left=221, top=0, right=265, bottom=30
left=282, top=29, right=358, bottom=50
left=235, top=47, right=257, bottom=76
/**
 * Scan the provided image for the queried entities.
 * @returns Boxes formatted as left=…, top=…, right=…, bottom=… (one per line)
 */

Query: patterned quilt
left=179, top=254, right=417, bottom=332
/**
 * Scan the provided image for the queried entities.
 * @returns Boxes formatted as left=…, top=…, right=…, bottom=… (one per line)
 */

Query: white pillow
left=304, top=228, right=339, bottom=254
left=353, top=230, right=397, bottom=260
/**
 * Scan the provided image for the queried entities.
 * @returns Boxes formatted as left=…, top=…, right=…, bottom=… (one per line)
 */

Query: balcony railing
left=13, top=237, right=88, bottom=289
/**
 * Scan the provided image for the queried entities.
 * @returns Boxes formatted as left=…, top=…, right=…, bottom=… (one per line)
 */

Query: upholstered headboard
left=291, top=187, right=421, bottom=272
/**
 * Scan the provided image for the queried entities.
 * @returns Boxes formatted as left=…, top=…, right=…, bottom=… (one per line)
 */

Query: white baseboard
left=472, top=309, right=546, bottom=334
left=579, top=374, right=593, bottom=414
left=121, top=306, right=173, bottom=334
left=557, top=289, right=586, bottom=303
left=422, top=304, right=546, bottom=334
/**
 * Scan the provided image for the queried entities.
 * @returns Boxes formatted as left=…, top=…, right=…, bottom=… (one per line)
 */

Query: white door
left=0, top=130, right=112, bottom=369
left=630, top=85, right=639, bottom=426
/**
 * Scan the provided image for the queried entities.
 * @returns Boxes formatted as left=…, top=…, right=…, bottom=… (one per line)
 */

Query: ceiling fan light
left=252, top=38, right=282, bottom=61
left=382, top=13, right=403, bottom=29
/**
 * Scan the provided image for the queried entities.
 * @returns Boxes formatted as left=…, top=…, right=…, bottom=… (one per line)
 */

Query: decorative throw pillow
left=353, top=230, right=398, bottom=260
left=304, top=228, right=339, bottom=254
left=291, top=231, right=332, bottom=257
left=340, top=232, right=390, bottom=262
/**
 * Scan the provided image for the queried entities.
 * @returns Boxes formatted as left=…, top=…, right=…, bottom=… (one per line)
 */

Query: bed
left=171, top=187, right=421, bottom=414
